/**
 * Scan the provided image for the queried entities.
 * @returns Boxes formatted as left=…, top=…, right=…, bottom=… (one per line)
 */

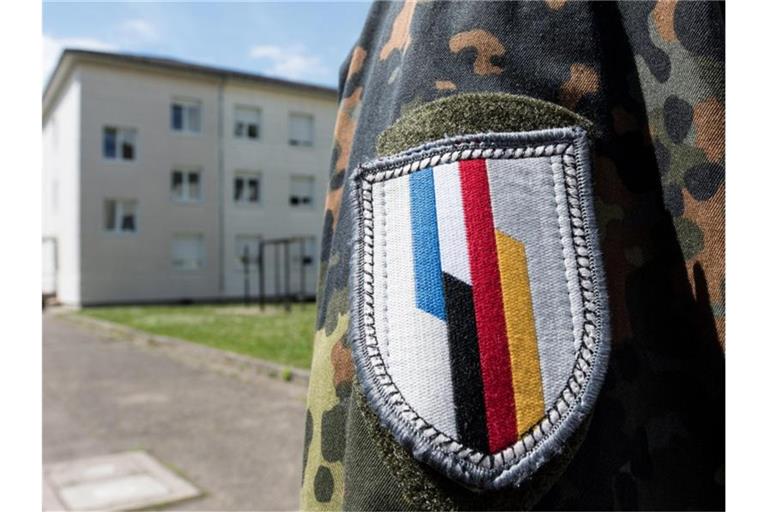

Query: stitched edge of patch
left=348, top=127, right=611, bottom=490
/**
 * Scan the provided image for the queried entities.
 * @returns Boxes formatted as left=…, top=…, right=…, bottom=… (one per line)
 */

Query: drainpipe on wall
left=217, top=78, right=226, bottom=295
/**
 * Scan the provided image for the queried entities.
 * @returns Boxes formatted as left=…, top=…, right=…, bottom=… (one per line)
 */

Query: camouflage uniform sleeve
left=301, top=1, right=724, bottom=510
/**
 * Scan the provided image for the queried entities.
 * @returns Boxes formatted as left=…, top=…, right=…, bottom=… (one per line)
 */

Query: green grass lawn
left=79, top=303, right=317, bottom=369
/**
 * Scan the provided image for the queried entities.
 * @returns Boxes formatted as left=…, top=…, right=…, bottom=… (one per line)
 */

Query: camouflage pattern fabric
left=301, top=1, right=724, bottom=510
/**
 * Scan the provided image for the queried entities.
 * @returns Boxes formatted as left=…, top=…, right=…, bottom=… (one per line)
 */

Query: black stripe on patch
left=443, top=271, right=489, bottom=453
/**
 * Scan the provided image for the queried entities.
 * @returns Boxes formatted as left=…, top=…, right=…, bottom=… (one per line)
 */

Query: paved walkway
left=43, top=312, right=308, bottom=511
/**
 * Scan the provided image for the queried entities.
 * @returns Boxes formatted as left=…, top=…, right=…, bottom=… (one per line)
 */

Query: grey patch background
left=487, top=157, right=577, bottom=409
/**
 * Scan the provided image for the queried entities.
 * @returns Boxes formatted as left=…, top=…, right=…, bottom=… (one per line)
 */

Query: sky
left=43, top=1, right=373, bottom=88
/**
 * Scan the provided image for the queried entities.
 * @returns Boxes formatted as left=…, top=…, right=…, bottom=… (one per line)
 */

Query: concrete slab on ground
left=44, top=451, right=200, bottom=511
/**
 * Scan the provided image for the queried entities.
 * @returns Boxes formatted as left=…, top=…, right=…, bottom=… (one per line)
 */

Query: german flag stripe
left=459, top=159, right=518, bottom=453
left=495, top=231, right=545, bottom=434
left=443, top=271, right=489, bottom=452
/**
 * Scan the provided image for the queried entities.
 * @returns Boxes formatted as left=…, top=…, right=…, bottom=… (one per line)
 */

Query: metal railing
left=239, top=236, right=314, bottom=311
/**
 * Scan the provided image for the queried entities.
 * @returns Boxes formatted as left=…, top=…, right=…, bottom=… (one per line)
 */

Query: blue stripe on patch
left=409, top=168, right=446, bottom=321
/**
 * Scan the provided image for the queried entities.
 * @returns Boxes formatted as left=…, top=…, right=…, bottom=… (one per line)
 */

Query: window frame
left=233, top=171, right=262, bottom=206
left=233, top=105, right=262, bottom=141
left=170, top=98, right=202, bottom=134
left=289, top=175, right=315, bottom=209
left=170, top=233, right=205, bottom=271
left=104, top=198, right=138, bottom=234
left=288, top=112, right=315, bottom=147
left=102, top=126, right=137, bottom=162
left=170, top=167, right=203, bottom=203
left=292, top=236, right=317, bottom=266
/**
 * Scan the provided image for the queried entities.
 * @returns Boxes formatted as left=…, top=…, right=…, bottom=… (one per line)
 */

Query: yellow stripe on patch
left=495, top=230, right=545, bottom=434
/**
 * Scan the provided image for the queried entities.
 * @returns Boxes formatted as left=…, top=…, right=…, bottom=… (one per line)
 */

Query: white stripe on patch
left=377, top=174, right=457, bottom=438
left=433, top=162, right=472, bottom=285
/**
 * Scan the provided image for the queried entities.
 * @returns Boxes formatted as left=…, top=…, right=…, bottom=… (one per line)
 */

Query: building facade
left=42, top=50, right=337, bottom=306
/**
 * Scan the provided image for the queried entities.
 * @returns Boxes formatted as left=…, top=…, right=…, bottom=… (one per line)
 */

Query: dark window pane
left=188, top=173, right=201, bottom=199
left=290, top=196, right=299, bottom=205
left=248, top=178, right=259, bottom=202
left=171, top=171, right=183, bottom=196
left=248, top=124, right=258, bottom=139
left=234, top=178, right=244, bottom=201
left=122, top=213, right=135, bottom=231
left=171, top=104, right=183, bottom=130
left=122, top=141, right=134, bottom=160
left=103, top=128, right=116, bottom=158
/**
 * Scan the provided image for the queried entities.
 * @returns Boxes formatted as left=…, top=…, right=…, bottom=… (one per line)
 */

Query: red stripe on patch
left=459, top=159, right=518, bottom=452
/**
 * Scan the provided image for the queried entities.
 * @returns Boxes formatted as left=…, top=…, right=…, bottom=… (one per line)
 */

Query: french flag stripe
left=383, top=174, right=457, bottom=437
left=409, top=169, right=446, bottom=320
left=433, top=162, right=472, bottom=285
left=459, top=159, right=518, bottom=453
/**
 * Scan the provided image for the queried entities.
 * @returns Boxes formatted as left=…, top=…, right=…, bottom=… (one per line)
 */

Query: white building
left=42, top=49, right=337, bottom=306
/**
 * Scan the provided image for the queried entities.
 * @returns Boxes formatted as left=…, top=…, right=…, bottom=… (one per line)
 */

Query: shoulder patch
left=349, top=127, right=610, bottom=490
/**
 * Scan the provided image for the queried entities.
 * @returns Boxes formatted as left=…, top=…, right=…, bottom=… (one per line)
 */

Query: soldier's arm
left=302, top=1, right=724, bottom=510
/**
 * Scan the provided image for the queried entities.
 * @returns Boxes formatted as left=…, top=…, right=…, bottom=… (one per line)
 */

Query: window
left=171, top=168, right=202, bottom=202
left=104, top=199, right=137, bottom=233
left=235, top=235, right=261, bottom=267
left=234, top=172, right=261, bottom=205
left=103, top=126, right=136, bottom=161
left=171, top=99, right=201, bottom=133
left=171, top=234, right=204, bottom=270
left=234, top=106, right=261, bottom=140
left=293, top=236, right=316, bottom=266
left=288, top=113, right=314, bottom=147
left=290, top=175, right=314, bottom=208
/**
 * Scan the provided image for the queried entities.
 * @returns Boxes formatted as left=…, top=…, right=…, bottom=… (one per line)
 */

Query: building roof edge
left=43, top=49, right=338, bottom=110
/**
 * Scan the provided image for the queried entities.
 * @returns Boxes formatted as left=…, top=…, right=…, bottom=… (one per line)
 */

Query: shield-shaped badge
left=350, top=127, right=610, bottom=490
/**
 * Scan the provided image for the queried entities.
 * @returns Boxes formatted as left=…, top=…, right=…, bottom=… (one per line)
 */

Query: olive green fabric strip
left=376, top=93, right=593, bottom=157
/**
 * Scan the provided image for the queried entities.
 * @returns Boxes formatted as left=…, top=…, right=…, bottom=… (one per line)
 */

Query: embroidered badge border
left=349, top=127, right=611, bottom=490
